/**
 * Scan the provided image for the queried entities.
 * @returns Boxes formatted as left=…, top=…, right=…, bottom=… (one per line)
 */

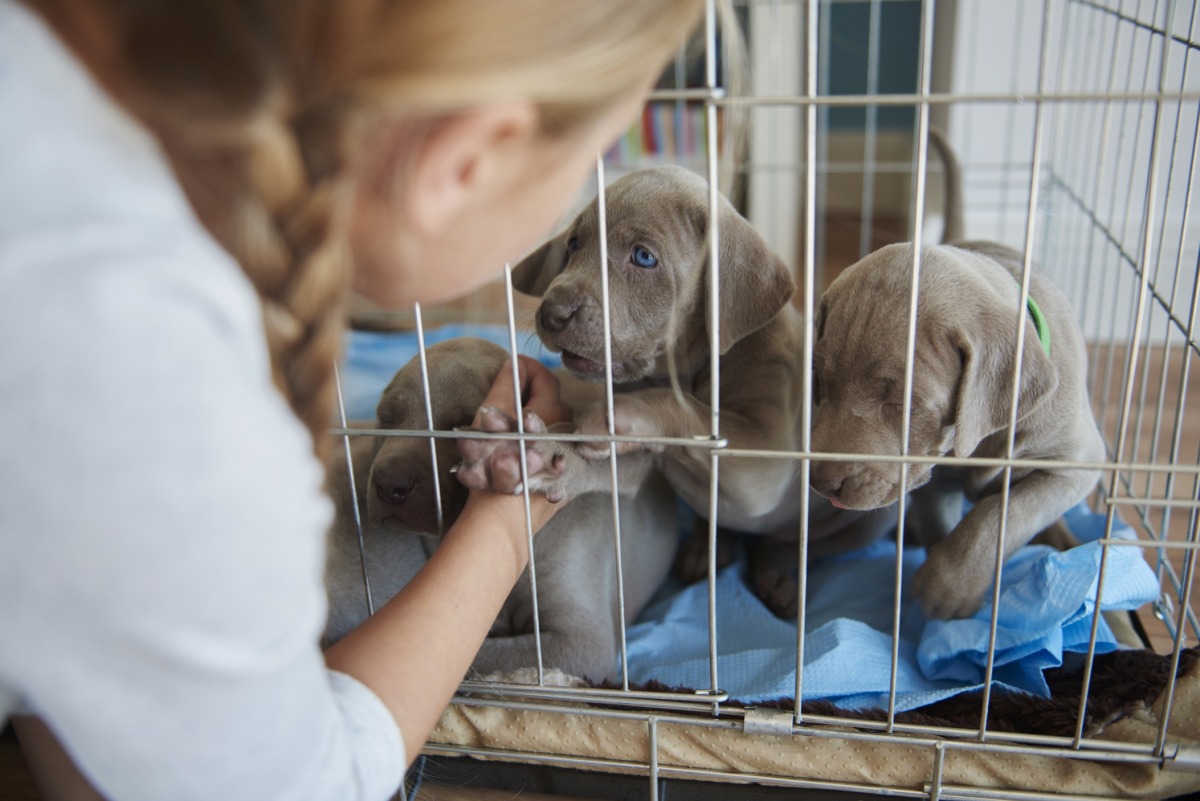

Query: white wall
left=948, top=0, right=1200, bottom=345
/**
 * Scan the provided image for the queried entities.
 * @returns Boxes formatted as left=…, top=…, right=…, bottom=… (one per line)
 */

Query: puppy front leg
left=674, top=518, right=740, bottom=584
left=456, top=406, right=651, bottom=500
left=905, top=470, right=967, bottom=549
left=575, top=389, right=796, bottom=519
left=573, top=391, right=706, bottom=458
left=748, top=536, right=801, bottom=619
left=913, top=467, right=1101, bottom=619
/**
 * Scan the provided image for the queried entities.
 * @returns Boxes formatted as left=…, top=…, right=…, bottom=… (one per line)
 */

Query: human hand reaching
left=455, top=356, right=574, bottom=523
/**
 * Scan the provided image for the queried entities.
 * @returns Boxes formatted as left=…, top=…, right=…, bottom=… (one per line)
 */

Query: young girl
left=0, top=1, right=706, bottom=798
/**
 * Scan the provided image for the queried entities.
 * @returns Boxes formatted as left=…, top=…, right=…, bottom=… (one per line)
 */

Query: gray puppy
left=808, top=141, right=1105, bottom=620
left=456, top=166, right=898, bottom=617
left=324, top=338, right=678, bottom=682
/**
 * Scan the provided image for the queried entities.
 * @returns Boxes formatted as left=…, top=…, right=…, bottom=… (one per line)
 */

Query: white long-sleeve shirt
left=0, top=3, right=405, bottom=798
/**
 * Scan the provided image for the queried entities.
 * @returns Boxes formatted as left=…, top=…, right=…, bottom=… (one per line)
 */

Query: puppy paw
left=454, top=406, right=568, bottom=496
left=751, top=568, right=799, bottom=620
left=673, top=523, right=738, bottom=584
left=912, top=544, right=990, bottom=620
left=749, top=537, right=800, bottom=619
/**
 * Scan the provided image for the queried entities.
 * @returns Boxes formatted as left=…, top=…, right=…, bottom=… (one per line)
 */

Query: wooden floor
left=0, top=733, right=38, bottom=801
left=1092, top=342, right=1200, bottom=654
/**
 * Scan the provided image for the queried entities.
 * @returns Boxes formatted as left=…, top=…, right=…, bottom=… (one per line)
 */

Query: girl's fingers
left=474, top=357, right=572, bottom=429
left=520, top=357, right=572, bottom=427
left=475, top=359, right=521, bottom=419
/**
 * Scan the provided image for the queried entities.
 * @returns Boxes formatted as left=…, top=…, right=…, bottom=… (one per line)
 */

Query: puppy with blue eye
left=456, top=165, right=898, bottom=617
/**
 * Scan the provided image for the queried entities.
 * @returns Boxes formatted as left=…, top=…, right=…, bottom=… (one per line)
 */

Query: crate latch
left=743, top=707, right=795, bottom=736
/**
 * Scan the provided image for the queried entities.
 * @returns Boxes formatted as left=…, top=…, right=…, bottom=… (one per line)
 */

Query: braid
left=67, top=0, right=360, bottom=459
left=231, top=108, right=355, bottom=459
left=156, top=102, right=355, bottom=461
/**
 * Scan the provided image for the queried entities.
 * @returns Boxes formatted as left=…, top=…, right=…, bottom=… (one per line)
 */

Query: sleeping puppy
left=809, top=240, right=1105, bottom=620
left=324, top=337, right=678, bottom=682
left=456, top=165, right=898, bottom=617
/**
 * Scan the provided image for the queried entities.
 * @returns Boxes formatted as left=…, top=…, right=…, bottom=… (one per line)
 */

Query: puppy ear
left=510, top=234, right=569, bottom=297
left=709, top=205, right=797, bottom=353
left=454, top=339, right=513, bottom=404
left=815, top=295, right=830, bottom=342
left=950, top=311, right=1058, bottom=457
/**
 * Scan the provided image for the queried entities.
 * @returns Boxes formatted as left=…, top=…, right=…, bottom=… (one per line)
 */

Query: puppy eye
left=631, top=245, right=658, bottom=268
left=566, top=236, right=580, bottom=256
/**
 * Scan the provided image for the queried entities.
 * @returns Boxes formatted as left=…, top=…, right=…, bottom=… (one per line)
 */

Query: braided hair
left=45, top=0, right=706, bottom=457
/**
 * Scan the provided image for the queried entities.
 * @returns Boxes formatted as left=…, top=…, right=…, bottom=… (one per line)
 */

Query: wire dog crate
left=334, top=1, right=1200, bottom=798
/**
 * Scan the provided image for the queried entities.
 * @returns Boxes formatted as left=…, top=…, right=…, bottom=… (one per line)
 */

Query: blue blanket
left=624, top=504, right=1156, bottom=710
left=341, top=327, right=1159, bottom=711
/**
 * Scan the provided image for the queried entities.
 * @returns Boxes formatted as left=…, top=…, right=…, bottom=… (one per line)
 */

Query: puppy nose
left=375, top=475, right=416, bottom=505
left=809, top=464, right=843, bottom=497
left=810, top=478, right=843, bottom=497
left=539, top=300, right=578, bottom=333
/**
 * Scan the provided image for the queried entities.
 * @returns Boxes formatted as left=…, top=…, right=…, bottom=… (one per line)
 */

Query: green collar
left=1026, top=296, right=1051, bottom=357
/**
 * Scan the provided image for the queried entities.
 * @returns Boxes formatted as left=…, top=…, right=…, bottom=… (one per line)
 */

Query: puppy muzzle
left=810, top=462, right=919, bottom=511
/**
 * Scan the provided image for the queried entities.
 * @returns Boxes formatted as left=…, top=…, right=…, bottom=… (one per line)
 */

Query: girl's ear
left=384, top=101, right=541, bottom=236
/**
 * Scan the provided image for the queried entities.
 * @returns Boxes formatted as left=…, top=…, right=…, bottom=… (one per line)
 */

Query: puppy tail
left=928, top=125, right=964, bottom=244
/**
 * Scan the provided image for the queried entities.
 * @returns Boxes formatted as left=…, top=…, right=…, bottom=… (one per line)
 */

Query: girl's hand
left=458, top=356, right=572, bottom=533
left=471, top=355, right=572, bottom=430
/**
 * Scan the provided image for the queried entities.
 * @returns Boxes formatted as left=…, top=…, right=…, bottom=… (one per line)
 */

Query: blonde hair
left=56, top=0, right=705, bottom=455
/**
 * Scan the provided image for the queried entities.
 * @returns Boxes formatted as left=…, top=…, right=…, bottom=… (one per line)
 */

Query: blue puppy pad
left=622, top=561, right=800, bottom=699
left=625, top=504, right=1158, bottom=711
left=917, top=504, right=1155, bottom=696
left=339, top=325, right=561, bottom=421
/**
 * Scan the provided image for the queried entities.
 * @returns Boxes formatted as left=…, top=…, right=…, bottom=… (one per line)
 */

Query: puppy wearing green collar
left=808, top=136, right=1104, bottom=620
